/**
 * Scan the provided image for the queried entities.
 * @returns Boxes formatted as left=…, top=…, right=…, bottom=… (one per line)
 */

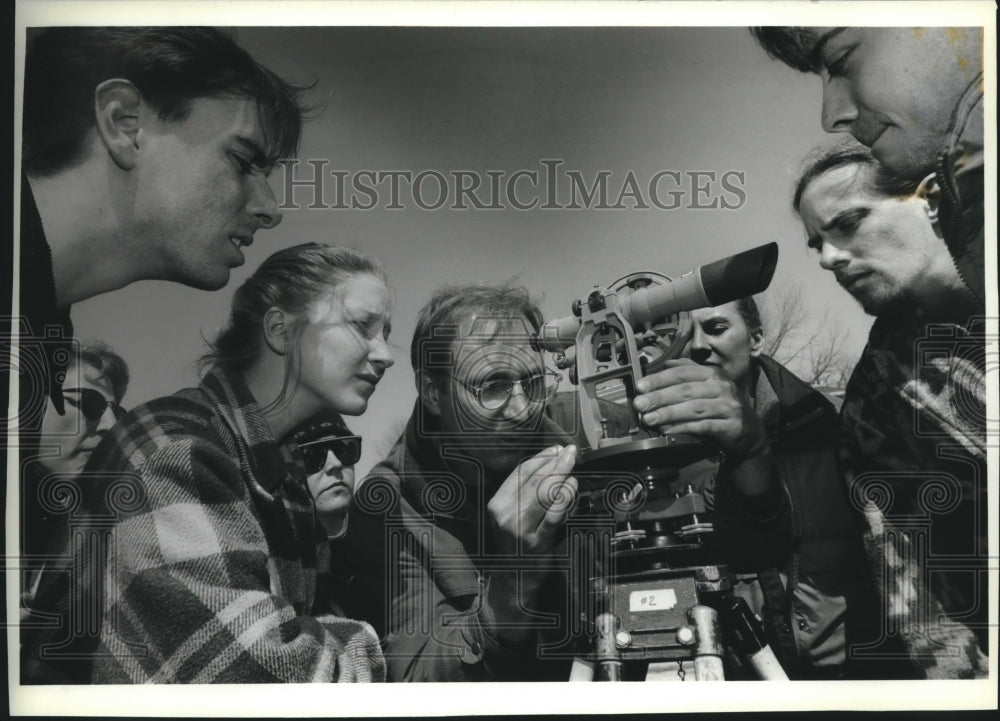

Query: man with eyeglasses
left=344, top=283, right=789, bottom=681
left=21, top=341, right=129, bottom=615
left=341, top=283, right=579, bottom=682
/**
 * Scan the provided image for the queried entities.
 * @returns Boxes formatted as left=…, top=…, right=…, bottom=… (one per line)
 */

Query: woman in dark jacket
left=679, top=297, right=883, bottom=680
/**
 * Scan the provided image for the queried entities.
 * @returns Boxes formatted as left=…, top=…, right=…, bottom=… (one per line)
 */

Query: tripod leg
left=594, top=612, right=623, bottom=681
left=645, top=661, right=685, bottom=681
left=722, top=595, right=789, bottom=680
left=690, top=605, right=725, bottom=680
left=569, top=657, right=595, bottom=681
left=747, top=644, right=788, bottom=680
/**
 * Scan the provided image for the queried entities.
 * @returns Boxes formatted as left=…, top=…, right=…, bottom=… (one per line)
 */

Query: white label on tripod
left=629, top=588, right=677, bottom=612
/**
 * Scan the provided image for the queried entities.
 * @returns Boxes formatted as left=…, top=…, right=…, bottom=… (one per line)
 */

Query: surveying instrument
left=536, top=242, right=788, bottom=681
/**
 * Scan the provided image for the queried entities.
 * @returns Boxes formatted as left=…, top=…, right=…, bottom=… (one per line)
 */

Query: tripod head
left=537, top=242, right=777, bottom=473
left=539, top=242, right=778, bottom=562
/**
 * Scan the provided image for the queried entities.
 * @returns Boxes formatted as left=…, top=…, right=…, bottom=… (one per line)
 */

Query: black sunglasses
left=62, top=388, right=125, bottom=422
left=298, top=434, right=362, bottom=474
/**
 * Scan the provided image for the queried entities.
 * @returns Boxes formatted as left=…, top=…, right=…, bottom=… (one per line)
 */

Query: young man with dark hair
left=750, top=28, right=982, bottom=179
left=15, top=26, right=305, bottom=436
left=794, top=140, right=987, bottom=678
left=11, top=28, right=308, bottom=681
left=751, top=26, right=985, bottom=309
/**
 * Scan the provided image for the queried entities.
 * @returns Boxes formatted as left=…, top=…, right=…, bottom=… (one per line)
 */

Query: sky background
left=68, top=25, right=873, bottom=476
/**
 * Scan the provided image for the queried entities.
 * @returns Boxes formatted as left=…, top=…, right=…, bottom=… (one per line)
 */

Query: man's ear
left=417, top=371, right=443, bottom=416
left=914, top=172, right=943, bottom=237
left=262, top=307, right=291, bottom=355
left=94, top=79, right=144, bottom=171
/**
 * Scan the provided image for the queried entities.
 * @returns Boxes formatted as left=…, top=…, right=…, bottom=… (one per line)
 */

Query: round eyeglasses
left=456, top=369, right=561, bottom=411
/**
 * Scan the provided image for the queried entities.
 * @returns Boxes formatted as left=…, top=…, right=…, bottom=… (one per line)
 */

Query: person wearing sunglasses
left=33, top=341, right=129, bottom=480
left=21, top=341, right=129, bottom=620
left=294, top=413, right=363, bottom=541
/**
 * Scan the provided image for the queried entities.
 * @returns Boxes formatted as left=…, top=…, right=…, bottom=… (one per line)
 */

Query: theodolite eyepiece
left=536, top=242, right=778, bottom=351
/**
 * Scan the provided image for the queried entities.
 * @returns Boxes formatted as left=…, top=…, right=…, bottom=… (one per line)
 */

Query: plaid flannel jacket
left=22, top=366, right=384, bottom=683
left=839, top=314, right=987, bottom=679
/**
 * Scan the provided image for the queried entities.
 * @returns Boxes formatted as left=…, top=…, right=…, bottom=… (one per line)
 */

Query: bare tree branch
left=759, top=282, right=855, bottom=392
left=760, top=284, right=806, bottom=358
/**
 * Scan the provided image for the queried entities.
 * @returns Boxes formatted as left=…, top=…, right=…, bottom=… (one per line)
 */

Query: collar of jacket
left=361, top=404, right=482, bottom=598
left=401, top=397, right=576, bottom=481
left=753, top=355, right=838, bottom=442
left=947, top=71, right=983, bottom=162
left=920, top=71, right=984, bottom=201
left=916, top=72, right=984, bottom=309
left=198, top=365, right=290, bottom=495
left=403, top=399, right=452, bottom=477
left=397, top=397, right=577, bottom=531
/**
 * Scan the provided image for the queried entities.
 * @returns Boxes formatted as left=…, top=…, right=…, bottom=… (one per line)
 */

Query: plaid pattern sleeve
left=24, top=368, right=384, bottom=683
left=839, top=319, right=988, bottom=679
